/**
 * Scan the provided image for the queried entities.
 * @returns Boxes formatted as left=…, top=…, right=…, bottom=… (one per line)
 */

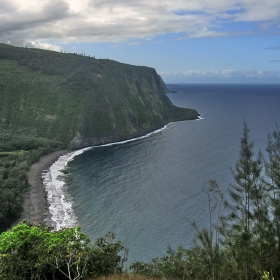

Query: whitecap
left=42, top=150, right=91, bottom=230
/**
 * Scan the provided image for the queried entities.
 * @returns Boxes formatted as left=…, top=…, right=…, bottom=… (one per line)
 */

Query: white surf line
left=43, top=120, right=202, bottom=229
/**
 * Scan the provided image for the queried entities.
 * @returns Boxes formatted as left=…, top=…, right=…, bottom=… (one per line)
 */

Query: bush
left=0, top=220, right=128, bottom=280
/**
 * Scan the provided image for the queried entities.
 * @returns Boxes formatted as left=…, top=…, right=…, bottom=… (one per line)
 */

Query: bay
left=64, top=84, right=280, bottom=266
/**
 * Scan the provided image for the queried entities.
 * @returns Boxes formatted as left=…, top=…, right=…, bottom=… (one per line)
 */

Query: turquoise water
left=51, top=84, right=280, bottom=265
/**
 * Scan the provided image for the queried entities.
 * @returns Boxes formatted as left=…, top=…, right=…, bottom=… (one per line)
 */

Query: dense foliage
left=1, top=122, right=280, bottom=279
left=0, top=129, right=64, bottom=230
left=0, top=44, right=199, bottom=148
left=0, top=220, right=128, bottom=280
left=0, top=43, right=198, bottom=230
left=2, top=45, right=275, bottom=278
left=130, top=122, right=280, bottom=280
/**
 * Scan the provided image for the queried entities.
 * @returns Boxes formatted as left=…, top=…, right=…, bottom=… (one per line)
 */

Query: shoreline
left=15, top=128, right=169, bottom=227
left=14, top=118, right=203, bottom=228
left=13, top=150, right=69, bottom=227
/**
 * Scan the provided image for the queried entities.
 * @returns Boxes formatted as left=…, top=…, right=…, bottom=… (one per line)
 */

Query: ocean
left=43, top=83, right=280, bottom=266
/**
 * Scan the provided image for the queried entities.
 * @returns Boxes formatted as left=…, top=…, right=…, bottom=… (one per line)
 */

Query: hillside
left=0, top=44, right=199, bottom=149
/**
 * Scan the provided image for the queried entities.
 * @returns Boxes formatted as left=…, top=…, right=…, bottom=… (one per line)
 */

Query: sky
left=1, top=0, right=280, bottom=83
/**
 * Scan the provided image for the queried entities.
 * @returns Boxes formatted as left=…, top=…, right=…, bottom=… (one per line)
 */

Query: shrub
left=0, top=220, right=128, bottom=280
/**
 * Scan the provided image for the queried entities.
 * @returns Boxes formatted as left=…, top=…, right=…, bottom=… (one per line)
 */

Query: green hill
left=0, top=44, right=199, bottom=149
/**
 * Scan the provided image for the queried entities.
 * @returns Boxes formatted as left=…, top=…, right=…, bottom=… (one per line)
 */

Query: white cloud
left=0, top=0, right=280, bottom=48
left=25, top=40, right=61, bottom=51
left=182, top=69, right=280, bottom=79
left=183, top=69, right=235, bottom=77
left=234, top=0, right=280, bottom=22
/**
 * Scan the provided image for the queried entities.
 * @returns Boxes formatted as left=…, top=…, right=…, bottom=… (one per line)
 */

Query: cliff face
left=0, top=44, right=199, bottom=149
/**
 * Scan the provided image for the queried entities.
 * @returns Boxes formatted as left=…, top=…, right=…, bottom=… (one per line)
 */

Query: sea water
left=43, top=84, right=280, bottom=265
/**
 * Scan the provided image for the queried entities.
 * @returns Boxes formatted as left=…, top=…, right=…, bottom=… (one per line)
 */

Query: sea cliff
left=0, top=44, right=199, bottom=149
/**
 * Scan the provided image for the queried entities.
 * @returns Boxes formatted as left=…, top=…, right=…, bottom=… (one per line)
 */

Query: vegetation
left=2, top=122, right=280, bottom=279
left=0, top=220, right=127, bottom=280
left=0, top=129, right=64, bottom=231
left=130, top=122, right=280, bottom=280
left=4, top=44, right=279, bottom=279
left=95, top=275, right=165, bottom=280
left=0, top=44, right=199, bottom=149
left=0, top=43, right=198, bottom=229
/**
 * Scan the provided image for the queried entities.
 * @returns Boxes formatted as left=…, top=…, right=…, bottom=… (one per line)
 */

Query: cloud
left=0, top=0, right=280, bottom=48
left=0, top=0, right=72, bottom=48
left=233, top=1, right=280, bottom=22
left=183, top=69, right=237, bottom=77
left=25, top=41, right=61, bottom=51
left=161, top=69, right=280, bottom=79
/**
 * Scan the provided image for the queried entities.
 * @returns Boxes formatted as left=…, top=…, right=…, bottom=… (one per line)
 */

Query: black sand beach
left=15, top=150, right=68, bottom=226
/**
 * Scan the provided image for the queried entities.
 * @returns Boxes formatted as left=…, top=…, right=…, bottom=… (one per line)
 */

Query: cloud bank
left=161, top=69, right=280, bottom=80
left=1, top=0, right=280, bottom=49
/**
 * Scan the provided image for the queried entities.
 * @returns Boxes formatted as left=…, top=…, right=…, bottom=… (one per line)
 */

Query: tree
left=0, top=220, right=127, bottom=280
left=130, top=122, right=280, bottom=279
left=224, top=121, right=264, bottom=279
left=264, top=125, right=280, bottom=276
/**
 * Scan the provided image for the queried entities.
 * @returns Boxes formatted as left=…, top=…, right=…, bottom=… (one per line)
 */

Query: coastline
left=14, top=118, right=203, bottom=229
left=14, top=127, right=169, bottom=228
left=13, top=150, right=69, bottom=227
